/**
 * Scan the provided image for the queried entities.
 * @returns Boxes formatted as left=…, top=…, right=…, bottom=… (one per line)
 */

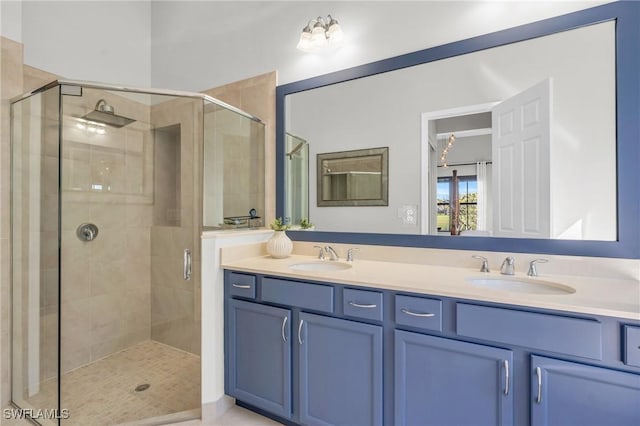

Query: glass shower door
left=11, top=86, right=63, bottom=425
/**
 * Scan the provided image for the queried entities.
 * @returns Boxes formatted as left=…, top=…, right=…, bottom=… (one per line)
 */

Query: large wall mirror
left=276, top=2, right=640, bottom=258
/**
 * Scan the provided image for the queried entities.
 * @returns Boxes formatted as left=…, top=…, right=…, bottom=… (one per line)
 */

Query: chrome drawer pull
left=401, top=308, right=435, bottom=318
left=348, top=301, right=377, bottom=309
left=535, top=366, right=542, bottom=404
left=503, top=360, right=510, bottom=395
left=298, top=319, right=304, bottom=345
left=281, top=317, right=288, bottom=342
left=232, top=283, right=251, bottom=289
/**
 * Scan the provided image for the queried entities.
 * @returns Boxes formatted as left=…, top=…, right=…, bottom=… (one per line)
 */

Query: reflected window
left=437, top=176, right=477, bottom=232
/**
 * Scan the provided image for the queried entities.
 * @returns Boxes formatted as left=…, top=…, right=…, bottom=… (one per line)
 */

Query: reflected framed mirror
left=276, top=2, right=640, bottom=258
left=317, top=147, right=389, bottom=207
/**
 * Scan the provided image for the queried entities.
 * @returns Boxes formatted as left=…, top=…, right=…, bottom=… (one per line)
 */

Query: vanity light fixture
left=297, top=15, right=344, bottom=52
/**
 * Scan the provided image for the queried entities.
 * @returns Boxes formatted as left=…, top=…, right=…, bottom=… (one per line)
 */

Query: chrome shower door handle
left=183, top=249, right=192, bottom=281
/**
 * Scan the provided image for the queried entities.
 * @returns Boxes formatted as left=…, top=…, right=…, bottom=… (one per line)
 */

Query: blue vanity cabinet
left=224, top=270, right=640, bottom=426
left=395, top=330, right=514, bottom=426
left=227, top=298, right=292, bottom=419
left=531, top=355, right=640, bottom=426
left=298, top=311, right=383, bottom=426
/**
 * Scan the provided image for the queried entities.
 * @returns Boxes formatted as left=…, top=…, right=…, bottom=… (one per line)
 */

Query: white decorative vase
left=267, top=230, right=293, bottom=259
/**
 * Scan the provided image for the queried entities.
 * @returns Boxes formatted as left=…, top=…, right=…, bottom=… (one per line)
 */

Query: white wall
left=4, top=1, right=609, bottom=91
left=287, top=21, right=616, bottom=239
left=150, top=1, right=610, bottom=90
left=1, top=0, right=22, bottom=42
left=17, top=1, right=151, bottom=87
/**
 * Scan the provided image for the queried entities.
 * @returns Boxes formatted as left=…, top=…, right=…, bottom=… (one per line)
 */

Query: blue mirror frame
left=276, top=2, right=640, bottom=259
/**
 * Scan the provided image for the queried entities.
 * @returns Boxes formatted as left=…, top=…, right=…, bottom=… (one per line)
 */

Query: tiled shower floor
left=24, top=341, right=200, bottom=425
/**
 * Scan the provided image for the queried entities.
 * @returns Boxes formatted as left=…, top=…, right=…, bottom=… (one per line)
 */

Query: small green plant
left=299, top=218, right=314, bottom=229
left=270, top=217, right=290, bottom=231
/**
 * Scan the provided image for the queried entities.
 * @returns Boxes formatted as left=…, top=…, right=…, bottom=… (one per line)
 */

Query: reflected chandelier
left=297, top=15, right=344, bottom=52
left=440, top=134, right=456, bottom=167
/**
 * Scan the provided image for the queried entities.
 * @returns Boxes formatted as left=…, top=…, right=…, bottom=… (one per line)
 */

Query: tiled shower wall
left=203, top=72, right=276, bottom=228
left=203, top=107, right=265, bottom=227
left=148, top=73, right=276, bottom=356
left=1, top=36, right=29, bottom=408
left=57, top=90, right=155, bottom=375
left=149, top=98, right=202, bottom=356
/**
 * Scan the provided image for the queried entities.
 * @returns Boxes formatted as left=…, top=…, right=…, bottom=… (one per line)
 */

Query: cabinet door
left=227, top=299, right=292, bottom=418
left=298, top=312, right=383, bottom=426
left=395, top=330, right=513, bottom=426
left=531, top=355, right=640, bottom=426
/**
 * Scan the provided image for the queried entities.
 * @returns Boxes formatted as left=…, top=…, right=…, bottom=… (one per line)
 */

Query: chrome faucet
left=527, top=259, right=549, bottom=277
left=313, top=245, right=325, bottom=260
left=500, top=256, right=515, bottom=275
left=324, top=246, right=339, bottom=261
left=472, top=255, right=490, bottom=273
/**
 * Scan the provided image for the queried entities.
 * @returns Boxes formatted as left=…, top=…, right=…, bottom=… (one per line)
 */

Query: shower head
left=82, top=99, right=135, bottom=128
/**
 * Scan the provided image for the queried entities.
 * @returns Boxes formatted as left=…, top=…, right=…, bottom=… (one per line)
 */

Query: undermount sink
left=288, top=261, right=352, bottom=272
left=466, top=276, right=575, bottom=295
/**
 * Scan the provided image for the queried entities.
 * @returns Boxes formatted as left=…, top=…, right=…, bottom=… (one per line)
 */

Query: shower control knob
left=76, top=223, right=99, bottom=242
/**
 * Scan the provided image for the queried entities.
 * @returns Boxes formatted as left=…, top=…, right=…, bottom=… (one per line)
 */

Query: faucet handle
left=346, top=248, right=359, bottom=263
left=313, top=245, right=325, bottom=260
left=527, top=259, right=549, bottom=277
left=472, top=255, right=490, bottom=273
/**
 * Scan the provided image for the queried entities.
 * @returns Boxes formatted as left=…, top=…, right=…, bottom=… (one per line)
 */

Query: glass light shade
left=296, top=30, right=313, bottom=51
left=326, top=22, right=344, bottom=46
left=310, top=24, right=328, bottom=49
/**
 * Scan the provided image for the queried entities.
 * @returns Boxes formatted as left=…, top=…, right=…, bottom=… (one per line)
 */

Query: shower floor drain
left=135, top=383, right=150, bottom=392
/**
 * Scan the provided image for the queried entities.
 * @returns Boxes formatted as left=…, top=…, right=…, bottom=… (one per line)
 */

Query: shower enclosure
left=10, top=80, right=264, bottom=425
left=284, top=133, right=308, bottom=226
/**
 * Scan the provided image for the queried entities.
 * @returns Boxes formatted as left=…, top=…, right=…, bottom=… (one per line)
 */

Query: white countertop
left=221, top=254, right=640, bottom=321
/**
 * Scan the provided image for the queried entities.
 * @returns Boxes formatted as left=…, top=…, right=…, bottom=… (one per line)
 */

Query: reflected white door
left=492, top=79, right=551, bottom=238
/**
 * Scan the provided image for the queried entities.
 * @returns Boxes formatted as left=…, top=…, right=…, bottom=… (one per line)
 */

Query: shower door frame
left=9, top=84, right=64, bottom=425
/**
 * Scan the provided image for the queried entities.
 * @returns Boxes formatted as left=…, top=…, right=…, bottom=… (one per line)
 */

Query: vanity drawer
left=228, top=272, right=256, bottom=299
left=395, top=295, right=442, bottom=332
left=624, top=326, right=640, bottom=368
left=262, top=277, right=334, bottom=313
left=456, top=303, right=602, bottom=359
left=343, top=288, right=383, bottom=321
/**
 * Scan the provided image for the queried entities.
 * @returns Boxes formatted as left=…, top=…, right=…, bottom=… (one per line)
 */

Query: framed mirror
left=317, top=147, right=389, bottom=207
left=276, top=2, right=640, bottom=258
